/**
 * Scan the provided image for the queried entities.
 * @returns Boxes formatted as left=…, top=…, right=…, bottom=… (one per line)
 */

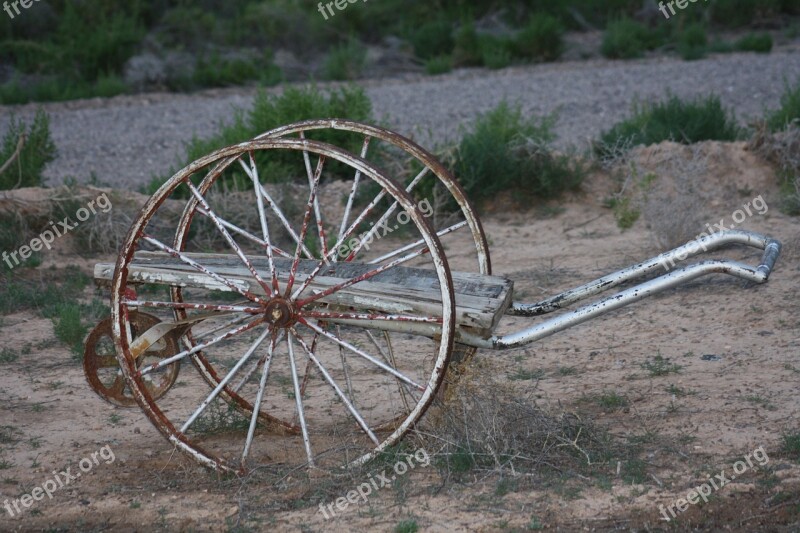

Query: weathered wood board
left=95, top=252, right=514, bottom=337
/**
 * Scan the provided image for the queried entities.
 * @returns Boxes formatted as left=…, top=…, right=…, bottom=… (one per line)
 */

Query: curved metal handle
left=459, top=231, right=782, bottom=350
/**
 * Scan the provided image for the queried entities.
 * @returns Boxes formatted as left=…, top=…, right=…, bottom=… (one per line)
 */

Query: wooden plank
left=95, top=252, right=513, bottom=336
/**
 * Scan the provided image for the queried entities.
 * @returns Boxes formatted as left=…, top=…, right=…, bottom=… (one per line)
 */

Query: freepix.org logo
left=3, top=445, right=116, bottom=518
left=3, top=0, right=41, bottom=20
left=1, top=192, right=113, bottom=270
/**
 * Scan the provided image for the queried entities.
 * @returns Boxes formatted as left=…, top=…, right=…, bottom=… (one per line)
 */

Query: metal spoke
left=296, top=246, right=430, bottom=307
left=180, top=327, right=271, bottom=433
left=242, top=331, right=279, bottom=464
left=186, top=181, right=274, bottom=299
left=299, top=318, right=424, bottom=391
left=337, top=136, right=371, bottom=247
left=288, top=333, right=315, bottom=466
left=240, top=152, right=280, bottom=296
left=193, top=314, right=252, bottom=342
left=299, top=332, right=320, bottom=398
left=368, top=220, right=467, bottom=265
left=336, top=325, right=355, bottom=402
left=290, top=258, right=327, bottom=301
left=344, top=166, right=430, bottom=262
left=368, top=331, right=412, bottom=412
left=195, top=206, right=292, bottom=259
left=292, top=328, right=380, bottom=446
left=285, top=155, right=326, bottom=298
left=328, top=187, right=390, bottom=263
left=233, top=330, right=285, bottom=393
left=300, top=132, right=329, bottom=259
left=124, top=299, right=262, bottom=315
left=245, top=167, right=316, bottom=261
left=301, top=310, right=442, bottom=324
left=142, top=235, right=266, bottom=305
left=138, top=316, right=266, bottom=377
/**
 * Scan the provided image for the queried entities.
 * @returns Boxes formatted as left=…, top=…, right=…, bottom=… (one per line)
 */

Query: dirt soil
left=0, top=141, right=799, bottom=532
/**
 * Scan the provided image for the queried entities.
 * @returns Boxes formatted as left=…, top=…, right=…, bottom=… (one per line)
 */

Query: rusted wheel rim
left=84, top=312, right=180, bottom=407
left=171, top=120, right=487, bottom=434
left=111, top=139, right=456, bottom=473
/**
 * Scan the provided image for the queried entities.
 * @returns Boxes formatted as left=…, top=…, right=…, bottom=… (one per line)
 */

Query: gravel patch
left=1, top=50, right=798, bottom=189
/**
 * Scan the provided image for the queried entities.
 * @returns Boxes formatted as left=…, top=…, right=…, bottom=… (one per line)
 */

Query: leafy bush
left=678, top=23, right=708, bottom=61
left=480, top=36, right=513, bottom=70
left=596, top=95, right=741, bottom=156
left=152, top=85, right=375, bottom=193
left=323, top=40, right=367, bottom=81
left=735, top=33, right=774, bottom=53
left=606, top=196, right=640, bottom=229
left=709, top=0, right=784, bottom=28
left=55, top=3, right=145, bottom=81
left=409, top=19, right=454, bottom=61
left=425, top=55, right=453, bottom=75
left=0, top=75, right=129, bottom=105
left=452, top=22, right=482, bottom=67
left=768, top=78, right=800, bottom=131
left=451, top=102, right=585, bottom=203
left=513, top=15, right=564, bottom=62
left=0, top=109, right=57, bottom=190
left=602, top=18, right=663, bottom=59
left=193, top=52, right=282, bottom=88
left=53, top=302, right=88, bottom=358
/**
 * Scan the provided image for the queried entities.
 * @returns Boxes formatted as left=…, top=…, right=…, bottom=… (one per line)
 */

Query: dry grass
left=750, top=124, right=800, bottom=216
left=418, top=358, right=616, bottom=484
left=604, top=143, right=743, bottom=249
left=637, top=144, right=714, bottom=249
left=54, top=188, right=139, bottom=255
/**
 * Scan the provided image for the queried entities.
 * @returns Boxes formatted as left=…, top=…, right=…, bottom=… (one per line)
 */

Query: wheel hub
left=264, top=298, right=296, bottom=328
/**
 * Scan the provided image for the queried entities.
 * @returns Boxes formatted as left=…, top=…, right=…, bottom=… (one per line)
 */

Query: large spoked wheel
left=111, top=139, right=456, bottom=473
left=173, top=120, right=487, bottom=426
left=260, top=119, right=490, bottom=389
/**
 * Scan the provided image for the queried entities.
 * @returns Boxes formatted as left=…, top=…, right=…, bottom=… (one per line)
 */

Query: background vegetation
left=0, top=0, right=798, bottom=104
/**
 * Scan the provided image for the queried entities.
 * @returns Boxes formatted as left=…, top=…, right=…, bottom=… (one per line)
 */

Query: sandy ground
left=0, top=140, right=798, bottom=531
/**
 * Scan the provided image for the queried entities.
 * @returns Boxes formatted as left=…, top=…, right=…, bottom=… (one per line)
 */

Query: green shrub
left=93, top=75, right=128, bottom=98
left=55, top=3, right=145, bottom=81
left=513, top=15, right=564, bottom=62
left=735, top=33, right=774, bottom=53
left=156, top=85, right=374, bottom=193
left=452, top=22, right=482, bottom=67
left=708, top=40, right=735, bottom=54
left=480, top=36, right=513, bottom=70
left=602, top=18, right=662, bottom=59
left=394, top=520, right=419, bottom=533
left=678, top=23, right=708, bottom=61
left=451, top=102, right=584, bottom=203
left=778, top=173, right=800, bottom=216
left=192, top=51, right=282, bottom=88
left=0, top=75, right=130, bottom=105
left=709, top=0, right=783, bottom=28
left=0, top=265, right=90, bottom=317
left=768, top=79, right=800, bottom=131
left=0, top=109, right=57, bottom=190
left=323, top=40, right=367, bottom=81
left=606, top=197, right=640, bottom=229
left=783, top=432, right=800, bottom=461
left=409, top=19, right=454, bottom=61
left=53, top=302, right=88, bottom=358
left=596, top=95, right=741, bottom=156
left=425, top=55, right=453, bottom=75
